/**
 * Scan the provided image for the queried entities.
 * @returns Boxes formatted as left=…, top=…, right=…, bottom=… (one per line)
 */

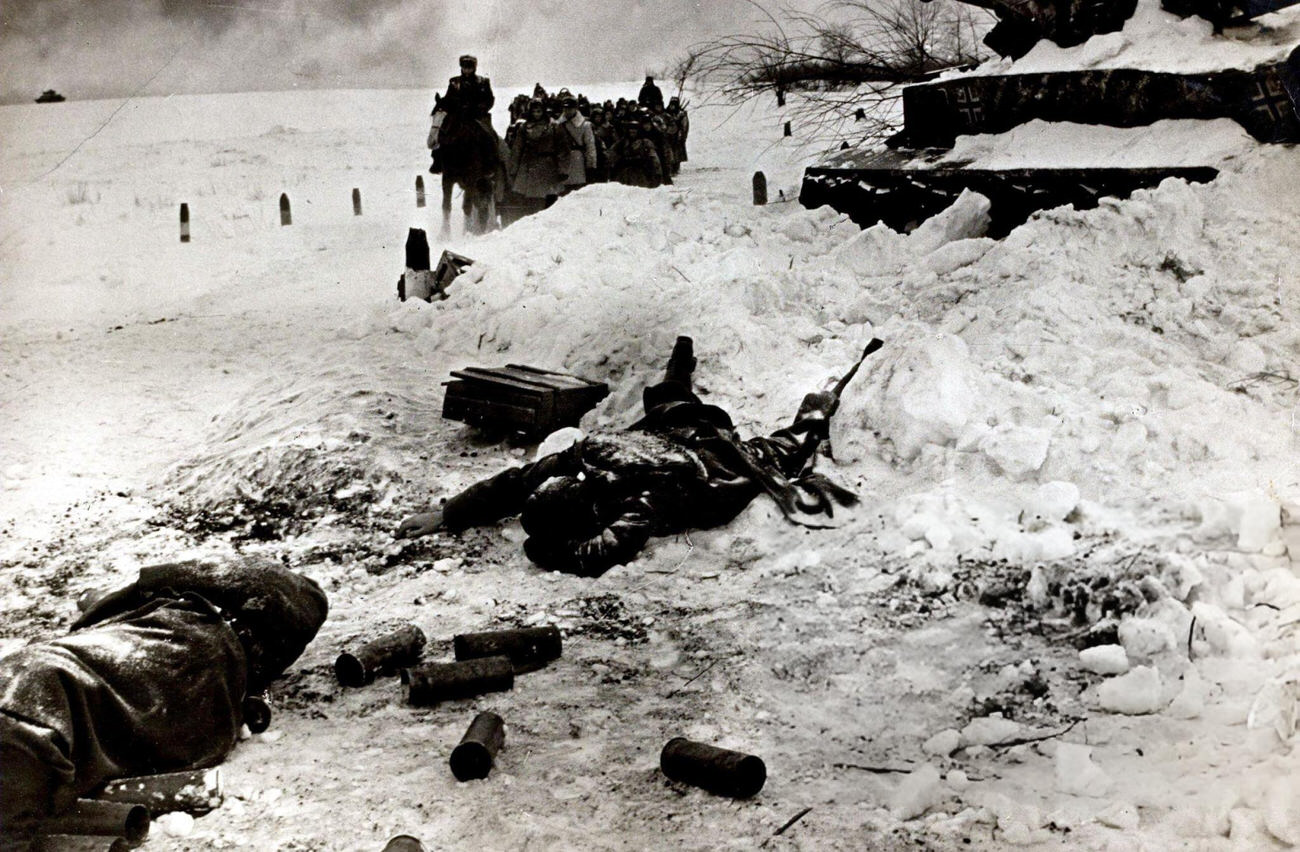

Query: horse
left=436, top=111, right=501, bottom=237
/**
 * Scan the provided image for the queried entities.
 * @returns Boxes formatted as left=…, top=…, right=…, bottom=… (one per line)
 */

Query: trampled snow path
left=1, top=75, right=1298, bottom=850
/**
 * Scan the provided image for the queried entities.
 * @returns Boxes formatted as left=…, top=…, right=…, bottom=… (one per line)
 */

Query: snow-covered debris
left=1097, top=666, right=1165, bottom=715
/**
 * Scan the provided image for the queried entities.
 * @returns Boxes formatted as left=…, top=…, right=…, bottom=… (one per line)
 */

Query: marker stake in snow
left=783, top=121, right=792, bottom=137
left=416, top=175, right=426, bottom=208
left=352, top=187, right=362, bottom=216
left=179, top=203, right=190, bottom=242
left=753, top=172, right=768, bottom=206
left=280, top=193, right=292, bottom=226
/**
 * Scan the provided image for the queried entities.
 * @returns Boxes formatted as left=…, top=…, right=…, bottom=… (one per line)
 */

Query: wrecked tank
left=800, top=0, right=1300, bottom=237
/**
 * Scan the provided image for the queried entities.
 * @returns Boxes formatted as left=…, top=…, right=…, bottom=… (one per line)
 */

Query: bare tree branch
left=676, top=0, right=994, bottom=149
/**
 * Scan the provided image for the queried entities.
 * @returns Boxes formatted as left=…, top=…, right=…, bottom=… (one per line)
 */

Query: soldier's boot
left=663, top=336, right=696, bottom=386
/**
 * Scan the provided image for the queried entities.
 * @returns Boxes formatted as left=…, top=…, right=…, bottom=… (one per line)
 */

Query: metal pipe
left=335, top=624, right=427, bottom=687
left=449, top=711, right=505, bottom=781
left=37, top=800, right=150, bottom=844
left=453, top=626, right=561, bottom=673
left=404, top=656, right=513, bottom=706
left=30, top=837, right=130, bottom=851
left=659, top=738, right=766, bottom=798
left=94, top=767, right=223, bottom=815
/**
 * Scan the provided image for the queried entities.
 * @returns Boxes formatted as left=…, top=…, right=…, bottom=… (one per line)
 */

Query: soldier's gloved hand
left=396, top=510, right=444, bottom=539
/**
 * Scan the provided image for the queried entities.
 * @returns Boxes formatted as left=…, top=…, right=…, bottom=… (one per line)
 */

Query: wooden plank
left=454, top=366, right=556, bottom=390
left=504, top=364, right=603, bottom=389
left=449, top=369, right=548, bottom=395
left=444, top=384, right=545, bottom=413
left=443, top=397, right=539, bottom=426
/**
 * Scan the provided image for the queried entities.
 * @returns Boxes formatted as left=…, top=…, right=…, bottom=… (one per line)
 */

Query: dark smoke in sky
left=0, top=0, right=783, bottom=104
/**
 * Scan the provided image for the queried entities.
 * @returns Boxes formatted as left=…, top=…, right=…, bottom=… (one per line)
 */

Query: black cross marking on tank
left=953, top=85, right=984, bottom=126
left=1249, top=74, right=1294, bottom=124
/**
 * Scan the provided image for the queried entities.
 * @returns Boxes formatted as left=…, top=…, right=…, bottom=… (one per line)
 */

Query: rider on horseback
left=441, top=55, right=496, bottom=138
left=429, top=55, right=498, bottom=174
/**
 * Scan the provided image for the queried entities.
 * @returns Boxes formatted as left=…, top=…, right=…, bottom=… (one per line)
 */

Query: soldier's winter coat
left=0, top=562, right=327, bottom=849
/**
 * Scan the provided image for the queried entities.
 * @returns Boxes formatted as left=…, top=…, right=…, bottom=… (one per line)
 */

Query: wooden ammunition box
left=442, top=364, right=609, bottom=436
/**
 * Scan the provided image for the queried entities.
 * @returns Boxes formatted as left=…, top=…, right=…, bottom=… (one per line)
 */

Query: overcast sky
left=0, top=0, right=803, bottom=104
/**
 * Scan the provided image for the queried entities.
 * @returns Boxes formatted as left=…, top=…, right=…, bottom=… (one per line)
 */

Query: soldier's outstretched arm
left=396, top=446, right=581, bottom=538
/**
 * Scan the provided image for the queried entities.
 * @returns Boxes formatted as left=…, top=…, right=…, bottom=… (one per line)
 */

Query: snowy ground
left=1, top=64, right=1298, bottom=852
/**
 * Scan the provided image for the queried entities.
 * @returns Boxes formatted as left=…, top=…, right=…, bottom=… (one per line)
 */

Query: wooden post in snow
left=179, top=203, right=190, bottom=243
left=752, top=172, right=767, bottom=206
left=415, top=175, right=426, bottom=208
left=783, top=121, right=792, bottom=137
left=280, top=193, right=292, bottom=226
left=352, top=188, right=362, bottom=216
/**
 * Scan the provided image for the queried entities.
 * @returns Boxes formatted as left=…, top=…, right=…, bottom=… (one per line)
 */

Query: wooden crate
left=442, top=364, right=609, bottom=436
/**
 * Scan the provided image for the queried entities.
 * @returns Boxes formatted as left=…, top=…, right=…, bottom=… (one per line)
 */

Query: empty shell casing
left=335, top=624, right=427, bottom=687
left=659, top=738, right=766, bottom=798
left=404, top=656, right=514, bottom=706
left=453, top=626, right=561, bottom=672
left=449, top=711, right=506, bottom=781
left=37, top=799, right=150, bottom=844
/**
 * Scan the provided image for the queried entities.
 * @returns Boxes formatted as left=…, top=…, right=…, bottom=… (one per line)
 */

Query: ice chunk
left=922, top=729, right=963, bottom=757
left=961, top=715, right=1022, bottom=746
left=1247, top=676, right=1298, bottom=742
left=871, top=334, right=981, bottom=460
left=889, top=763, right=946, bottom=820
left=1118, top=617, right=1175, bottom=659
left=1159, top=554, right=1204, bottom=601
left=921, top=238, right=994, bottom=276
left=1167, top=669, right=1206, bottom=720
left=978, top=424, right=1051, bottom=480
left=976, top=792, right=1044, bottom=844
left=1191, top=601, right=1260, bottom=659
left=1097, top=666, right=1164, bottom=715
left=1096, top=803, right=1140, bottom=830
left=1054, top=742, right=1112, bottom=797
left=156, top=812, right=196, bottom=837
left=1025, top=481, right=1080, bottom=524
left=1079, top=645, right=1130, bottom=675
left=1263, top=776, right=1300, bottom=846
left=909, top=189, right=992, bottom=255
left=1237, top=492, right=1282, bottom=552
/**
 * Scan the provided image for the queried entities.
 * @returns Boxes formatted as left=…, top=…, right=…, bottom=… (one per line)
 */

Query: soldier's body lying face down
left=398, top=337, right=857, bottom=577
left=0, top=561, right=327, bottom=850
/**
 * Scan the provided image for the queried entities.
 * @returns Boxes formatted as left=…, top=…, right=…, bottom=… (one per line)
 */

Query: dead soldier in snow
left=397, top=337, right=882, bottom=576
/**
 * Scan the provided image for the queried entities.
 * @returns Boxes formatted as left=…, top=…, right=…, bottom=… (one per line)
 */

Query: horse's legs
left=462, top=188, right=476, bottom=235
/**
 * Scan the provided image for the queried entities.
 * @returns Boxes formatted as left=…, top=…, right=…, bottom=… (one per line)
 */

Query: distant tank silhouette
left=35, top=90, right=66, bottom=103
